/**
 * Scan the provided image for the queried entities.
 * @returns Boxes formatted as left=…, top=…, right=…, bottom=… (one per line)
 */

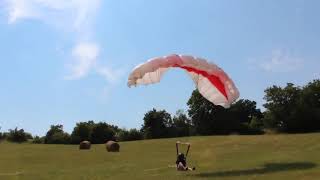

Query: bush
left=117, top=129, right=143, bottom=141
left=237, top=123, right=264, bottom=135
left=45, top=125, right=71, bottom=144
left=48, top=132, right=71, bottom=144
left=1, top=132, right=8, bottom=140
left=7, top=128, right=29, bottom=143
left=32, top=136, right=45, bottom=144
left=249, top=116, right=264, bottom=131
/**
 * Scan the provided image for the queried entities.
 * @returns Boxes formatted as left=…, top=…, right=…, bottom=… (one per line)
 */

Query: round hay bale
left=79, top=140, right=91, bottom=150
left=106, top=141, right=120, bottom=152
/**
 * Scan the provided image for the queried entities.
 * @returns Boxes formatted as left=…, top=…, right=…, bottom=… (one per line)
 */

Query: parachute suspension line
left=176, top=142, right=179, bottom=156
left=185, top=143, right=190, bottom=157
left=176, top=142, right=190, bottom=154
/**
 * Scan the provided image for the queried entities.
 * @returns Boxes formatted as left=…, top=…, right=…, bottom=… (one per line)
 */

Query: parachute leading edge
left=127, top=54, right=239, bottom=108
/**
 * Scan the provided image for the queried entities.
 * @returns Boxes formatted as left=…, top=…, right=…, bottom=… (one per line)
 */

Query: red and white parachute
left=127, top=54, right=239, bottom=108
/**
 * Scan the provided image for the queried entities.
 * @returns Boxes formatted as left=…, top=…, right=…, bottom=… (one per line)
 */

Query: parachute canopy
left=127, top=54, right=239, bottom=108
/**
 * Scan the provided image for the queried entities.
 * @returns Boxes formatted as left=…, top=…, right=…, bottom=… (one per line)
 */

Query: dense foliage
left=32, top=136, right=45, bottom=144
left=70, top=121, right=95, bottom=144
left=44, top=125, right=71, bottom=144
left=140, top=109, right=194, bottom=139
left=2, top=79, right=319, bottom=143
left=6, top=128, right=32, bottom=143
left=117, top=128, right=143, bottom=141
left=187, top=90, right=263, bottom=135
left=0, top=127, right=3, bottom=140
left=141, top=108, right=172, bottom=139
left=70, top=121, right=117, bottom=144
left=90, top=122, right=116, bottom=144
left=263, top=80, right=320, bottom=133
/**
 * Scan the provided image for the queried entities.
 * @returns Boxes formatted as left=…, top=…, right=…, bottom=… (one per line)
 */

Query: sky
left=0, top=0, right=319, bottom=136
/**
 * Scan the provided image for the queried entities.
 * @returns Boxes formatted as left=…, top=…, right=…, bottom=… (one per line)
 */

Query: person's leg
left=177, top=162, right=186, bottom=171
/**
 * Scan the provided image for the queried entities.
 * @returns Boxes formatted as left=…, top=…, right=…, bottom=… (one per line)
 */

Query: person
left=175, top=142, right=195, bottom=171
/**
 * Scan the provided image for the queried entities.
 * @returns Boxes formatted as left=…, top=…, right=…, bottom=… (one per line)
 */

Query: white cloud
left=3, top=0, right=124, bottom=84
left=65, top=42, right=99, bottom=80
left=5, top=0, right=38, bottom=23
left=5, top=0, right=100, bottom=35
left=96, top=66, right=126, bottom=83
left=64, top=43, right=126, bottom=83
left=250, top=50, right=303, bottom=73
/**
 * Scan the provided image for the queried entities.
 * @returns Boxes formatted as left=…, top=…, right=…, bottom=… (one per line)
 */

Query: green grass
left=1, top=133, right=320, bottom=180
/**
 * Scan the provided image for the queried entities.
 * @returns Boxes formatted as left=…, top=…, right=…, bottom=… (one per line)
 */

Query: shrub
left=48, top=132, right=71, bottom=144
left=45, top=125, right=71, bottom=144
left=117, top=129, right=143, bottom=141
left=7, top=128, right=29, bottom=143
left=32, top=136, right=45, bottom=144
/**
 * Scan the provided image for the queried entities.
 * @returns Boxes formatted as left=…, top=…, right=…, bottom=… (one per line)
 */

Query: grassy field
left=1, top=133, right=320, bottom=180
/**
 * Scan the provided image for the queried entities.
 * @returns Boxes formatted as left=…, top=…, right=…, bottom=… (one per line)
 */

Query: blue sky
left=0, top=0, right=319, bottom=136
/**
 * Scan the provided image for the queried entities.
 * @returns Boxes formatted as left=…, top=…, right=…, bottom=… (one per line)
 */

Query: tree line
left=0, top=79, right=319, bottom=143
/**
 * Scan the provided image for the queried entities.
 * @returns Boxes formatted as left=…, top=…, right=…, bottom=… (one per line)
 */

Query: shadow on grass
left=193, top=162, right=317, bottom=178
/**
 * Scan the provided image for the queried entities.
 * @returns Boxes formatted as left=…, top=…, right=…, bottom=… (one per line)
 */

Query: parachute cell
left=127, top=54, right=239, bottom=108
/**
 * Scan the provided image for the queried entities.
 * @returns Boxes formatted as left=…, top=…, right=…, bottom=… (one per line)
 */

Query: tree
left=230, top=99, right=263, bottom=123
left=7, top=128, right=30, bottom=143
left=117, top=128, right=143, bottom=141
left=187, top=90, right=241, bottom=135
left=262, top=80, right=320, bottom=133
left=263, top=83, right=302, bottom=132
left=50, top=132, right=71, bottom=144
left=70, top=121, right=119, bottom=144
left=249, top=116, right=264, bottom=133
left=32, top=136, right=45, bottom=144
left=141, top=108, right=172, bottom=139
left=71, top=121, right=95, bottom=144
left=229, top=99, right=264, bottom=134
left=294, top=79, right=320, bottom=132
left=90, top=122, right=115, bottom=144
left=187, top=90, right=263, bottom=135
left=45, top=125, right=71, bottom=144
left=0, top=127, right=3, bottom=140
left=171, top=110, right=194, bottom=137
